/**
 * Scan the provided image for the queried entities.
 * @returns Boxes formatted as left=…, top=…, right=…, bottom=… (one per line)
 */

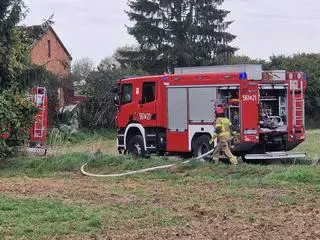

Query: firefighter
left=210, top=106, right=238, bottom=165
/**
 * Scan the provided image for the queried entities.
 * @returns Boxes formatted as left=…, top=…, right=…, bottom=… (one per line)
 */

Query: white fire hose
left=80, top=148, right=214, bottom=178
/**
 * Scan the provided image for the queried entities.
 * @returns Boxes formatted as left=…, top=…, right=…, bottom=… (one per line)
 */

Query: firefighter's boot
left=220, top=140, right=238, bottom=165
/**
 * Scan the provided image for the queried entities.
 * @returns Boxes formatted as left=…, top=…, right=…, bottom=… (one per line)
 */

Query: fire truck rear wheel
left=192, top=135, right=213, bottom=161
left=127, top=135, right=146, bottom=158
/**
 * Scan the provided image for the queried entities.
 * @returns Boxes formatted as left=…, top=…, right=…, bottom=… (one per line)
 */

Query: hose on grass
left=80, top=148, right=214, bottom=178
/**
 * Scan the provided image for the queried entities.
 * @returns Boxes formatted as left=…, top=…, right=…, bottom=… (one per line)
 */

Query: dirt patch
left=98, top=183, right=320, bottom=240
left=0, top=177, right=319, bottom=239
left=0, top=177, right=141, bottom=205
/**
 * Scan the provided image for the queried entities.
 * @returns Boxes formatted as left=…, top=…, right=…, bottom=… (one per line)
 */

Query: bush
left=20, top=66, right=60, bottom=127
left=78, top=64, right=146, bottom=129
left=0, top=89, right=37, bottom=158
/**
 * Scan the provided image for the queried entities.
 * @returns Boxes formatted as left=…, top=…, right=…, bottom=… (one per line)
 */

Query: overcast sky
left=24, top=0, right=320, bottom=65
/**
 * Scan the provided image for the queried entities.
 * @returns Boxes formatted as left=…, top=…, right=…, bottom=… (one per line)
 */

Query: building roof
left=28, top=25, right=73, bottom=61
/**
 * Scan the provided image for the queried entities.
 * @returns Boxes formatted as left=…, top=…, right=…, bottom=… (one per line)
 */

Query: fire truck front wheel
left=192, top=135, right=213, bottom=161
left=127, top=135, right=146, bottom=158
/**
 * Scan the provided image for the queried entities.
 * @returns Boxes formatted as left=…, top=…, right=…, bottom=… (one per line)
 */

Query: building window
left=142, top=82, right=155, bottom=103
left=47, top=40, right=51, bottom=58
left=121, top=84, right=132, bottom=105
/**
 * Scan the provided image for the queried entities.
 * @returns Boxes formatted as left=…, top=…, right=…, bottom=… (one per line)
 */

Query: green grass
left=1, top=129, right=317, bottom=179
left=1, top=152, right=319, bottom=192
left=0, top=153, right=175, bottom=178
left=247, top=213, right=257, bottom=223
left=0, top=195, right=186, bottom=239
left=295, top=129, right=320, bottom=160
left=101, top=203, right=187, bottom=229
left=0, top=153, right=90, bottom=177
left=274, top=195, right=298, bottom=205
left=170, top=163, right=320, bottom=189
left=267, top=166, right=320, bottom=184
left=47, top=128, right=116, bottom=146
left=0, top=198, right=102, bottom=239
left=242, top=192, right=255, bottom=200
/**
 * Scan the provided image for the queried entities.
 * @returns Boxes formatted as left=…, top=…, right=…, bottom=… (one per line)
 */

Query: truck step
left=245, top=151, right=306, bottom=160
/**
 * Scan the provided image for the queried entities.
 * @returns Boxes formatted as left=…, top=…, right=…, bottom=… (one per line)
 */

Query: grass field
left=295, top=129, right=320, bottom=160
left=0, top=130, right=319, bottom=239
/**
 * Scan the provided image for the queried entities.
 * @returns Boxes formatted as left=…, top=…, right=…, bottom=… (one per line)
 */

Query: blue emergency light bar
left=303, top=72, right=308, bottom=81
left=239, top=72, right=247, bottom=80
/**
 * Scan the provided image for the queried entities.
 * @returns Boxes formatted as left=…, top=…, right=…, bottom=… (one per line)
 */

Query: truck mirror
left=114, top=95, right=120, bottom=106
left=112, top=86, right=118, bottom=94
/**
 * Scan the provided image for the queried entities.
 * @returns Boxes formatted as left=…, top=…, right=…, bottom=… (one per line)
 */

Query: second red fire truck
left=114, top=64, right=307, bottom=161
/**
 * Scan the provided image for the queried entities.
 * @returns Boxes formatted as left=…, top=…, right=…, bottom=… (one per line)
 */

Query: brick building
left=30, top=26, right=72, bottom=78
left=30, top=26, right=72, bottom=106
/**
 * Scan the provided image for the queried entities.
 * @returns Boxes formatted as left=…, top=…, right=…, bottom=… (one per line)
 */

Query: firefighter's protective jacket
left=213, top=117, right=236, bottom=139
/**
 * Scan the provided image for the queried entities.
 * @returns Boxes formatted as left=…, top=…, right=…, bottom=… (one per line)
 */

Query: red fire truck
left=114, top=64, right=307, bottom=161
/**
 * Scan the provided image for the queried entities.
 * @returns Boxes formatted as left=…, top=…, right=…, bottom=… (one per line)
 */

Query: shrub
left=0, top=89, right=37, bottom=158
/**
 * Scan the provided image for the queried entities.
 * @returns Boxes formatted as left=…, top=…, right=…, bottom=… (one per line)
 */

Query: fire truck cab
left=115, top=64, right=307, bottom=161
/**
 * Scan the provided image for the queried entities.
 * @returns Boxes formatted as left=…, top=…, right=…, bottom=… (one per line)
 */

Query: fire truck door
left=240, top=83, right=259, bottom=141
left=137, top=81, right=157, bottom=126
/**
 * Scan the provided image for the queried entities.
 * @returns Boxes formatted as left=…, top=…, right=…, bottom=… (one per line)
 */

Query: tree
left=115, top=45, right=158, bottom=73
left=97, top=57, right=120, bottom=72
left=0, top=0, right=54, bottom=89
left=71, top=57, right=95, bottom=87
left=227, top=55, right=266, bottom=65
left=0, top=89, right=37, bottom=158
left=121, top=0, right=237, bottom=74
left=264, top=53, right=320, bottom=128
left=78, top=57, right=145, bottom=129
left=114, top=45, right=139, bottom=70
left=0, top=0, right=28, bottom=88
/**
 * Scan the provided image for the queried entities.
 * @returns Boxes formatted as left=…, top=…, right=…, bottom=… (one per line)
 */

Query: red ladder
left=291, top=80, right=305, bottom=133
left=31, top=87, right=47, bottom=141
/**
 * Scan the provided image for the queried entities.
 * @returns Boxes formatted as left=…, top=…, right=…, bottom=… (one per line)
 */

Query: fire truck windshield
left=112, top=85, right=120, bottom=106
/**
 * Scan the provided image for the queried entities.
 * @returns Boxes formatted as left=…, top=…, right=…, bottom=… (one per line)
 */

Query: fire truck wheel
left=192, top=135, right=213, bottom=161
left=127, top=135, right=146, bottom=158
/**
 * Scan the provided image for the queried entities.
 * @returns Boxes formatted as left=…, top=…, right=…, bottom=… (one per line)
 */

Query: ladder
left=33, top=87, right=47, bottom=139
left=291, top=80, right=305, bottom=133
